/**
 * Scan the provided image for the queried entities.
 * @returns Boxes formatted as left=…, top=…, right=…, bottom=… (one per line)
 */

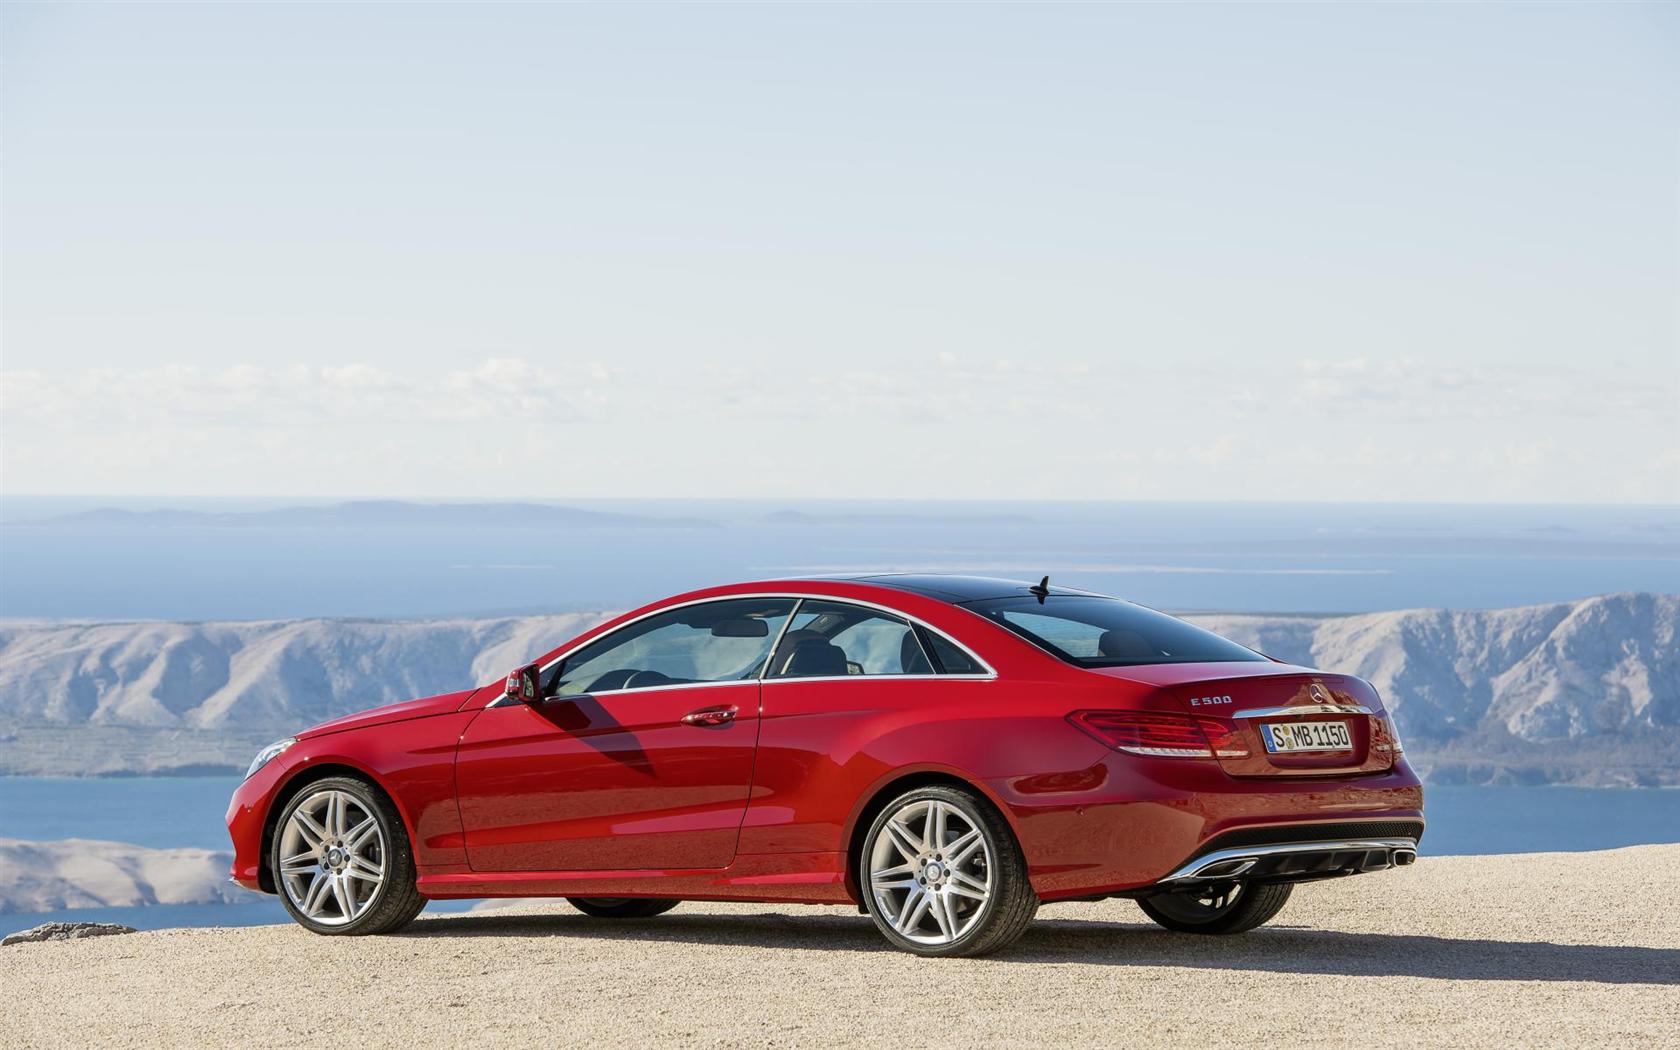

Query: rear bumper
left=1155, top=835, right=1419, bottom=887
left=988, top=752, right=1424, bottom=901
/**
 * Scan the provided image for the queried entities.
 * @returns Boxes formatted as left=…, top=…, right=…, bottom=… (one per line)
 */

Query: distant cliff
left=0, top=594, right=1673, bottom=784
left=0, top=612, right=607, bottom=775
left=1195, top=593, right=1678, bottom=786
left=0, top=838, right=256, bottom=913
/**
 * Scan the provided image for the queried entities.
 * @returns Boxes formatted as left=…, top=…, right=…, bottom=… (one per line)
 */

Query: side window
left=923, top=630, right=981, bottom=674
left=766, top=600, right=932, bottom=678
left=548, top=598, right=796, bottom=695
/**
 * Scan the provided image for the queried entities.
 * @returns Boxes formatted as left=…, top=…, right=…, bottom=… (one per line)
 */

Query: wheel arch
left=839, top=766, right=1023, bottom=905
left=257, top=761, right=409, bottom=894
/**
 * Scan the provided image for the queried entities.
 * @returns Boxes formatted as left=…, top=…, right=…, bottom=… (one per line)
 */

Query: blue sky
left=3, top=2, right=1675, bottom=502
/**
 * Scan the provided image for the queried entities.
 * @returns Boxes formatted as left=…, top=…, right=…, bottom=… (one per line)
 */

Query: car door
left=737, top=598, right=992, bottom=855
left=454, top=597, right=796, bottom=872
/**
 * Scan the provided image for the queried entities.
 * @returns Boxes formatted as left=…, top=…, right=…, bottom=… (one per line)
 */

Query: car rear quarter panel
left=739, top=675, right=1116, bottom=857
left=732, top=619, right=1424, bottom=901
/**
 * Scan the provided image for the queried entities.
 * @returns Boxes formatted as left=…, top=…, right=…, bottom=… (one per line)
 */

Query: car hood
left=297, top=689, right=478, bottom=739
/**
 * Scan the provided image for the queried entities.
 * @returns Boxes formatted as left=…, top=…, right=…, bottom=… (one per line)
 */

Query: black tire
left=858, top=784, right=1038, bottom=957
left=271, top=775, right=426, bottom=936
left=1137, top=881, right=1292, bottom=934
left=566, top=898, right=681, bottom=919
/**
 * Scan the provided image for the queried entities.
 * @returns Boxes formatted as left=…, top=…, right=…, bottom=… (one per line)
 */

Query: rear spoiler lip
left=1078, top=660, right=1324, bottom=687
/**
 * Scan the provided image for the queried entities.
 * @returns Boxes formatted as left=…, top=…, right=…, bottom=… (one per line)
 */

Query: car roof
left=808, top=573, right=1104, bottom=604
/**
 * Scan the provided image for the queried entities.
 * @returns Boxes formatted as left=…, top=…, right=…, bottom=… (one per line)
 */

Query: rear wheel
left=566, top=898, right=680, bottom=919
left=859, top=785, right=1038, bottom=957
left=1137, top=881, right=1292, bottom=934
left=272, top=776, right=426, bottom=935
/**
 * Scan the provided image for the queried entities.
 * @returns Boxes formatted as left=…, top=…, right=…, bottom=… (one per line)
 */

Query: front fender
left=228, top=710, right=476, bottom=887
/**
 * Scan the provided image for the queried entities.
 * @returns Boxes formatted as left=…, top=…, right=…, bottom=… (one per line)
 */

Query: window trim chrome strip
left=534, top=591, right=997, bottom=699
left=760, top=674, right=995, bottom=686
left=756, top=597, right=803, bottom=680
left=905, top=621, right=937, bottom=675
left=1231, top=704, right=1373, bottom=719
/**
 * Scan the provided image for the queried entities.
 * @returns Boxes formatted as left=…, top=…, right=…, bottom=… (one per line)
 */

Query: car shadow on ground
left=400, top=908, right=1679, bottom=986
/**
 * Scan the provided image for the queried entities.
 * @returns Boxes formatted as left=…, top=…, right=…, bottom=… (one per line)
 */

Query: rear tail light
left=1068, top=711, right=1250, bottom=759
left=1372, top=715, right=1405, bottom=754
left=1196, top=717, right=1251, bottom=758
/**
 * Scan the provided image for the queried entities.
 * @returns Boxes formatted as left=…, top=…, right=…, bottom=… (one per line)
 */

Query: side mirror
left=503, top=662, right=542, bottom=703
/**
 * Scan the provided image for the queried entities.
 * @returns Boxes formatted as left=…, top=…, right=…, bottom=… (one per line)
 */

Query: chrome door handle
left=682, top=705, right=737, bottom=727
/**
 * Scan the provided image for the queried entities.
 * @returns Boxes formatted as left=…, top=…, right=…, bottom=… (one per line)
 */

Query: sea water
left=2, top=776, right=1674, bottom=931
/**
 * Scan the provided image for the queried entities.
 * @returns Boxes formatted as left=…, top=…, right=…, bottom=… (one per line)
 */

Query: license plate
left=1262, top=720, right=1352, bottom=753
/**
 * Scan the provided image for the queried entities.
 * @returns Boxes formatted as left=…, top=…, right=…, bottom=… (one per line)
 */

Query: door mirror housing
left=504, top=662, right=542, bottom=703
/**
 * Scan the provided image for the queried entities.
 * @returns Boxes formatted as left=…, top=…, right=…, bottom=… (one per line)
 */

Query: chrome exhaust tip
left=1391, top=848, right=1417, bottom=867
left=1193, top=857, right=1257, bottom=880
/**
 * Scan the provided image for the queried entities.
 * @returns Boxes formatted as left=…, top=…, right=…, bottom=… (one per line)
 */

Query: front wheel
left=859, top=785, right=1038, bottom=957
left=1137, top=881, right=1292, bottom=934
left=271, top=776, right=426, bottom=935
left=566, top=898, right=680, bottom=919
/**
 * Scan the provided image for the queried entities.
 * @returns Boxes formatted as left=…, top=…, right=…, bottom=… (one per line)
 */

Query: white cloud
left=320, top=364, right=398, bottom=390
left=1280, top=356, right=1677, bottom=425
left=0, top=359, right=623, bottom=430
left=0, top=354, right=1673, bottom=501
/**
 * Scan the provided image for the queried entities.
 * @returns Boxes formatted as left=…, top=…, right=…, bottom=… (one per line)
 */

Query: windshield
left=965, top=595, right=1268, bottom=668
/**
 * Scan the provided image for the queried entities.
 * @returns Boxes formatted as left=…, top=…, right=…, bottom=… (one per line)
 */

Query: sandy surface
left=3, top=845, right=1677, bottom=1049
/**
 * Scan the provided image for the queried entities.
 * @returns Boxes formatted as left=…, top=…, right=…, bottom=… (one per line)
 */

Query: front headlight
left=246, top=737, right=296, bottom=780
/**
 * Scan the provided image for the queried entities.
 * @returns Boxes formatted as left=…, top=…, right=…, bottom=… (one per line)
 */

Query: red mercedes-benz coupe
left=227, top=575, right=1423, bottom=956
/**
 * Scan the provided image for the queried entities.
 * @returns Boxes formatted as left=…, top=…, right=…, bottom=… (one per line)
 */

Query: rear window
left=966, top=595, right=1268, bottom=668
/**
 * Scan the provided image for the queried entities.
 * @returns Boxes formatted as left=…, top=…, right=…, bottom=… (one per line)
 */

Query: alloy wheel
left=278, top=789, right=386, bottom=927
left=868, top=798, right=993, bottom=946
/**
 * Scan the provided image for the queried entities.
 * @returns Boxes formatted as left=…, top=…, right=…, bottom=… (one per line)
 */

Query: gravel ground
left=4, top=845, right=1677, bottom=1049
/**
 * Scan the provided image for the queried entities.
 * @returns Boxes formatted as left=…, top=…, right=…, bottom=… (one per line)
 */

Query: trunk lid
left=1087, top=662, right=1397, bottom=777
